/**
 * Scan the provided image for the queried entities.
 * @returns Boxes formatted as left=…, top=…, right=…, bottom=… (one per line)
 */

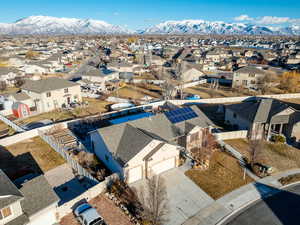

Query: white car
left=74, top=203, right=105, bottom=225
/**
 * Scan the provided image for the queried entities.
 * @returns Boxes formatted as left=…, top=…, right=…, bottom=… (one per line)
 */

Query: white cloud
left=234, top=15, right=300, bottom=25
left=234, top=14, right=253, bottom=21
left=257, top=16, right=290, bottom=24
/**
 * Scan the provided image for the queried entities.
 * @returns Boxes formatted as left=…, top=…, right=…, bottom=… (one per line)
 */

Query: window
left=250, top=80, right=256, bottom=84
left=190, top=132, right=199, bottom=142
left=233, top=113, right=237, bottom=118
left=46, top=92, right=51, bottom=97
left=0, top=206, right=12, bottom=220
left=242, top=80, right=248, bottom=85
left=105, top=154, right=109, bottom=161
left=64, top=88, right=68, bottom=93
left=249, top=73, right=255, bottom=78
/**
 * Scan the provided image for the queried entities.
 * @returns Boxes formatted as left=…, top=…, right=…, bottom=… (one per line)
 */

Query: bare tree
left=138, top=176, right=168, bottom=225
left=0, top=81, right=7, bottom=92
left=248, top=140, right=264, bottom=169
left=191, top=132, right=218, bottom=166
left=14, top=77, right=25, bottom=88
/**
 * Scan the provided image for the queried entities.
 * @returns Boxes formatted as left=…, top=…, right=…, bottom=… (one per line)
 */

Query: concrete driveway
left=131, top=167, right=214, bottom=225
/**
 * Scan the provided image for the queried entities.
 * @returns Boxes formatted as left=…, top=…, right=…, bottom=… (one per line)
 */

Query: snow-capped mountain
left=0, top=16, right=133, bottom=35
left=0, top=17, right=299, bottom=36
left=140, top=20, right=300, bottom=35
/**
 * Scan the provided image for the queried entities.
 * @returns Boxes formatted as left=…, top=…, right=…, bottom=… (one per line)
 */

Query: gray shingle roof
left=10, top=92, right=31, bottom=101
left=0, top=170, right=24, bottom=209
left=5, top=214, right=29, bottom=225
left=226, top=99, right=293, bottom=124
left=20, top=175, right=59, bottom=217
left=97, top=106, right=215, bottom=164
left=21, top=77, right=79, bottom=93
left=235, top=66, right=267, bottom=75
left=115, top=124, right=153, bottom=165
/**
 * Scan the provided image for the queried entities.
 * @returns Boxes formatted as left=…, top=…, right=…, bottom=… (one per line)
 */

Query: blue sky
left=1, top=0, right=300, bottom=29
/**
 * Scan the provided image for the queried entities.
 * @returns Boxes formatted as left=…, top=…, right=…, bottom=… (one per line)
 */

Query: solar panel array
left=165, top=107, right=198, bottom=124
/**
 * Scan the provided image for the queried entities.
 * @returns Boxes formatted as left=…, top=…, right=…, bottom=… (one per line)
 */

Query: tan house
left=89, top=105, right=214, bottom=183
left=21, top=77, right=82, bottom=113
left=225, top=99, right=300, bottom=143
left=232, top=66, right=267, bottom=89
left=0, top=170, right=59, bottom=225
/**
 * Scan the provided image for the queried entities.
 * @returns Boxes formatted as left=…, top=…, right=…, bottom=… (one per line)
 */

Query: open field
left=0, top=137, right=65, bottom=179
left=225, top=139, right=300, bottom=172
left=185, top=151, right=253, bottom=199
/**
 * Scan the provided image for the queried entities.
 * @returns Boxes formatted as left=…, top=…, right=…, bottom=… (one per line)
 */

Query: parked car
left=74, top=203, right=105, bottom=225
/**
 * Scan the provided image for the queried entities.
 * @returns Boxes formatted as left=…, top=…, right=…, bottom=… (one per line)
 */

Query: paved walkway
left=131, top=167, right=214, bottom=225
left=183, top=169, right=300, bottom=225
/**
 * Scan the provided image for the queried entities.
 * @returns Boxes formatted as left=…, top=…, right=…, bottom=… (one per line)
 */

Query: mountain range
left=0, top=16, right=299, bottom=36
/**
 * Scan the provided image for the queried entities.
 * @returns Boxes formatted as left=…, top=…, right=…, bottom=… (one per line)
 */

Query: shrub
left=272, top=135, right=286, bottom=143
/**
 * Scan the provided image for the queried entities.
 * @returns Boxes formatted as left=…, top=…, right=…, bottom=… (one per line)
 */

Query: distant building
left=232, top=66, right=267, bottom=89
left=21, top=77, right=82, bottom=113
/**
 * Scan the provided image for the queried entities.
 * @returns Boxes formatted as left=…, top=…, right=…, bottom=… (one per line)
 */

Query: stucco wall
left=0, top=201, right=23, bottom=225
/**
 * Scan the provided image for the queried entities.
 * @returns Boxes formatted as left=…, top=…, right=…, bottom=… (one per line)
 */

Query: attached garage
left=150, top=157, right=176, bottom=176
left=127, top=166, right=143, bottom=183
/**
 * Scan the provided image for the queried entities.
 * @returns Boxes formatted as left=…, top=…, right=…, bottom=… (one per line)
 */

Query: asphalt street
left=223, top=183, right=300, bottom=225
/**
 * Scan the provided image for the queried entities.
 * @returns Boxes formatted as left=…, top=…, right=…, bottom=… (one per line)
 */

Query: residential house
left=0, top=170, right=59, bottom=225
left=0, top=68, right=21, bottom=87
left=225, top=99, right=300, bottom=142
left=81, top=67, right=119, bottom=85
left=89, top=105, right=214, bottom=183
left=181, top=67, right=205, bottom=82
left=232, top=66, right=267, bottom=89
left=20, top=78, right=82, bottom=113
left=107, top=61, right=133, bottom=73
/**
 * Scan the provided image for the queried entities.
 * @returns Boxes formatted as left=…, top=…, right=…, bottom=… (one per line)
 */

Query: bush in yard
left=279, top=174, right=300, bottom=186
left=272, top=135, right=286, bottom=143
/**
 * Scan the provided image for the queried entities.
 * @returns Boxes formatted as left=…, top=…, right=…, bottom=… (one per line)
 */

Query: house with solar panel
left=89, top=105, right=215, bottom=183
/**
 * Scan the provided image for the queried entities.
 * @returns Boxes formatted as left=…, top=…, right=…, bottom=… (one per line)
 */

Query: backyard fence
left=0, top=113, right=25, bottom=133
left=56, top=173, right=118, bottom=219
left=38, top=129, right=98, bottom=184
left=214, top=130, right=248, bottom=140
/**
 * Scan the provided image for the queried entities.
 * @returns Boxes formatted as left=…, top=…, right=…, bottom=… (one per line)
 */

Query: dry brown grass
left=184, top=85, right=245, bottom=99
left=225, top=139, right=300, bottom=172
left=185, top=151, right=253, bottom=199
left=19, top=110, right=74, bottom=124
left=82, top=98, right=111, bottom=115
left=0, top=87, right=20, bottom=95
left=1, top=137, right=65, bottom=179
left=111, top=85, right=161, bottom=100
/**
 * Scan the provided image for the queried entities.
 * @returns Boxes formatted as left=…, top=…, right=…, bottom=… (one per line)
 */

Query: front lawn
left=185, top=151, right=253, bottom=199
left=225, top=139, right=300, bottom=172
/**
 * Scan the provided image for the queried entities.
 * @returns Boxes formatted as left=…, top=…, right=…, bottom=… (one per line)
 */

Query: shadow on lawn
left=0, top=145, right=43, bottom=180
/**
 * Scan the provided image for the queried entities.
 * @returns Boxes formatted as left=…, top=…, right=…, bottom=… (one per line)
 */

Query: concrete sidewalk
left=183, top=169, right=300, bottom=225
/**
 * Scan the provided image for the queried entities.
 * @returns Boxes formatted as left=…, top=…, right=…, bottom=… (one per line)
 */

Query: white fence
left=0, top=122, right=69, bottom=146
left=214, top=130, right=248, bottom=140
left=0, top=113, right=25, bottom=132
left=56, top=174, right=118, bottom=219
left=38, top=129, right=98, bottom=184
left=1, top=92, right=300, bottom=147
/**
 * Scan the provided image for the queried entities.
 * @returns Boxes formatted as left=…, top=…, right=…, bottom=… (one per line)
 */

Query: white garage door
left=29, top=210, right=57, bottom=225
left=127, top=166, right=143, bottom=183
left=151, top=158, right=176, bottom=175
